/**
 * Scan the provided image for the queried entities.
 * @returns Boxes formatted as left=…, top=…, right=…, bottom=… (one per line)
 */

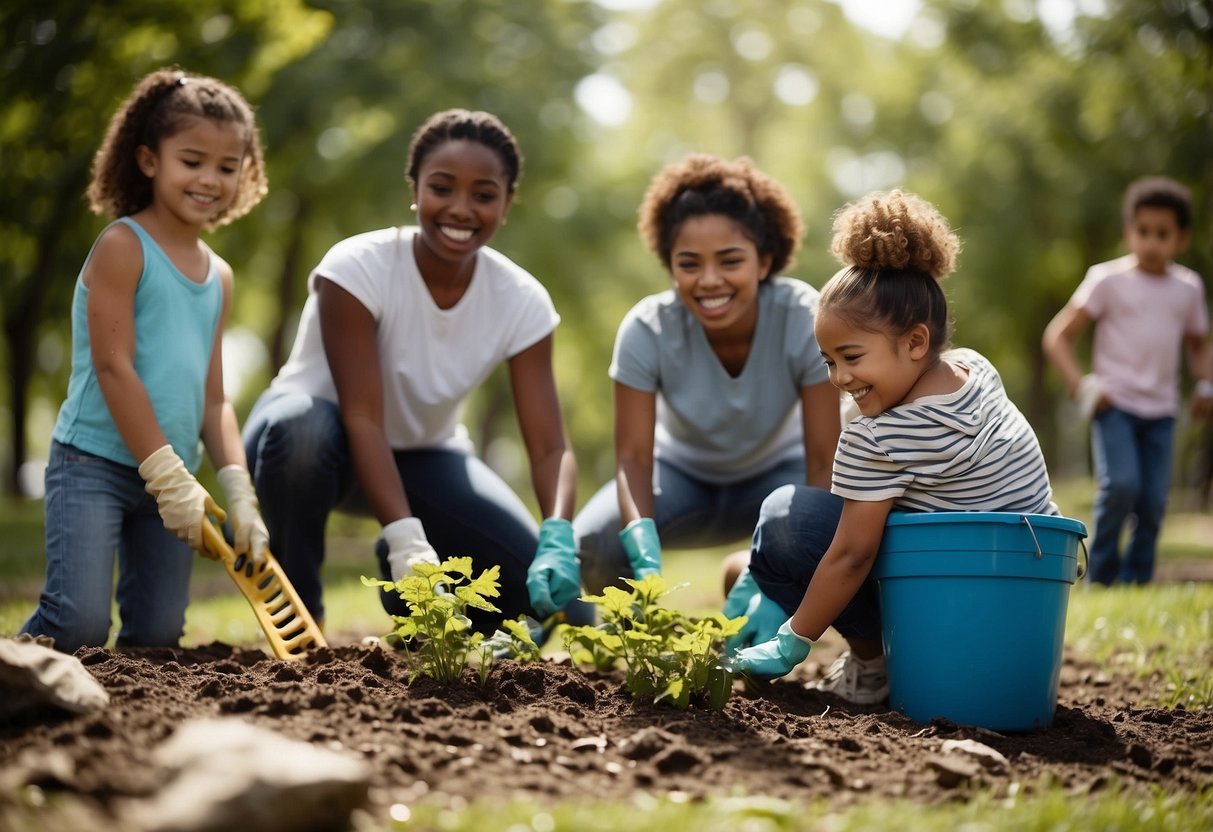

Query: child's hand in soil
left=724, top=619, right=811, bottom=679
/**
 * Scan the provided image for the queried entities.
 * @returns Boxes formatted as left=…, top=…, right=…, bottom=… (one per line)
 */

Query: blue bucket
left=870, top=512, right=1087, bottom=731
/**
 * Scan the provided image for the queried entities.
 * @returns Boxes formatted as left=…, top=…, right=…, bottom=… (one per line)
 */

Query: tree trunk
left=269, top=198, right=310, bottom=374
left=3, top=165, right=87, bottom=495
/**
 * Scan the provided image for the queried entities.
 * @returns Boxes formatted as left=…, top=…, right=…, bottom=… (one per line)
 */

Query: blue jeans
left=747, top=484, right=882, bottom=641
left=21, top=441, right=194, bottom=653
left=1088, top=406, right=1175, bottom=585
left=573, top=457, right=805, bottom=593
left=242, top=389, right=546, bottom=630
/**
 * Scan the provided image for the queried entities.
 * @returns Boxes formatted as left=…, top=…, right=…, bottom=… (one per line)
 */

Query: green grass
left=381, top=787, right=1213, bottom=832
left=2, top=481, right=1211, bottom=832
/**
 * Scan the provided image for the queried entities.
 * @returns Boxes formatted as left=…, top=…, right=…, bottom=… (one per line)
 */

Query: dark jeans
left=747, top=484, right=882, bottom=642
left=242, top=389, right=543, bottom=631
left=1088, top=406, right=1175, bottom=585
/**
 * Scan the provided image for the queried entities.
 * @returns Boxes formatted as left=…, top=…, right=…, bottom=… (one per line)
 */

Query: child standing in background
left=528, top=154, right=839, bottom=636
left=729, top=190, right=1059, bottom=701
left=21, top=68, right=270, bottom=653
left=1043, top=176, right=1212, bottom=586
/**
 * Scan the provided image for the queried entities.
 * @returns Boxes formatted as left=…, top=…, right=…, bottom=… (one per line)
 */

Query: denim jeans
left=746, top=484, right=883, bottom=641
left=1088, top=406, right=1175, bottom=585
left=573, top=456, right=805, bottom=593
left=242, top=389, right=547, bottom=630
left=21, top=441, right=194, bottom=653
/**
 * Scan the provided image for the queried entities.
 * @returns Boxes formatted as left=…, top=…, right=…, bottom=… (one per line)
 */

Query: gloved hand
left=619, top=517, right=661, bottom=579
left=722, top=569, right=786, bottom=652
left=1075, top=374, right=1104, bottom=421
left=216, top=465, right=269, bottom=566
left=383, top=517, right=440, bottom=582
left=526, top=518, right=581, bottom=618
left=138, top=445, right=225, bottom=553
left=724, top=618, right=812, bottom=680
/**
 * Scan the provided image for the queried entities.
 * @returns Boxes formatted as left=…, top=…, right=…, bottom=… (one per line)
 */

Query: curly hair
left=1122, top=175, right=1191, bottom=230
left=637, top=154, right=803, bottom=278
left=406, top=109, right=522, bottom=194
left=86, top=67, right=267, bottom=230
left=821, top=190, right=961, bottom=353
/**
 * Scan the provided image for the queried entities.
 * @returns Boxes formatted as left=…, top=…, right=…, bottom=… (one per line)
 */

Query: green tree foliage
left=1, top=0, right=1209, bottom=503
left=0, top=0, right=330, bottom=494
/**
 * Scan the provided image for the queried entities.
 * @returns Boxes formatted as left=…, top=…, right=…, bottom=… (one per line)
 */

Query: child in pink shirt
left=1043, top=176, right=1213, bottom=585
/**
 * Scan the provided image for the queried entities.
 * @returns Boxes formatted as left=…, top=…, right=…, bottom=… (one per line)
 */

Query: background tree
left=1, top=0, right=1209, bottom=507
left=0, top=0, right=330, bottom=495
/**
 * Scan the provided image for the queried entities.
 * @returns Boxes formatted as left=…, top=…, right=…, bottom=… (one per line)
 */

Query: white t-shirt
left=271, top=226, right=559, bottom=450
left=610, top=278, right=830, bottom=484
left=832, top=348, right=1058, bottom=515
left=1071, top=255, right=1209, bottom=419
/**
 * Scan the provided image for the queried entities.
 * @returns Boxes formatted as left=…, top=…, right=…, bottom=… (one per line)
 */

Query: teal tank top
left=52, top=217, right=223, bottom=471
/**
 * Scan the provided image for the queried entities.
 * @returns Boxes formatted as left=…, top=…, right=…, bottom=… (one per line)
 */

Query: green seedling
left=363, top=557, right=538, bottom=685
left=561, top=574, right=745, bottom=709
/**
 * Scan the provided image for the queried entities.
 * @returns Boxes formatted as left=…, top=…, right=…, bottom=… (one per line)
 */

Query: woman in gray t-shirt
left=525, top=154, right=840, bottom=631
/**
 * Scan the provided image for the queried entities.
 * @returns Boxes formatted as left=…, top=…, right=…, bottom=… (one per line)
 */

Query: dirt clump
left=1, top=641, right=1210, bottom=830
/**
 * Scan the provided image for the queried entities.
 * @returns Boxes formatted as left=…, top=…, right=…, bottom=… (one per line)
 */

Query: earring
left=409, top=203, right=417, bottom=211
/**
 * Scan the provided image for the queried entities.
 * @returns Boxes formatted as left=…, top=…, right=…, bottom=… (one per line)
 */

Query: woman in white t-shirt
left=242, top=110, right=578, bottom=633
left=525, top=154, right=840, bottom=632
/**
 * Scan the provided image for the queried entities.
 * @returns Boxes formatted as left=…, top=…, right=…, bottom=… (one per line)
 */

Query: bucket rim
left=884, top=511, right=1086, bottom=537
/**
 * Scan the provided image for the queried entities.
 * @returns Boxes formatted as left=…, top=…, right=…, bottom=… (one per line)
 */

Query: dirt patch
left=1, top=639, right=1210, bottom=830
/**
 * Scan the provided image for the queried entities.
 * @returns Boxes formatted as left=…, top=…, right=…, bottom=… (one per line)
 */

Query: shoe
left=806, top=651, right=889, bottom=704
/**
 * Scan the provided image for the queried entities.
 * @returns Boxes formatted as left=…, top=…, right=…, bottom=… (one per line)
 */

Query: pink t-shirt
left=1071, top=254, right=1209, bottom=418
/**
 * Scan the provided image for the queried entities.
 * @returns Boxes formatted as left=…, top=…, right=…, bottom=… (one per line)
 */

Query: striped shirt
left=832, top=348, right=1058, bottom=515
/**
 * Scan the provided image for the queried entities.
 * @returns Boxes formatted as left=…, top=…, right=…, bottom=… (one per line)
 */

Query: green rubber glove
left=619, top=517, right=661, bottom=579
left=526, top=518, right=581, bottom=618
left=722, top=569, right=787, bottom=652
left=723, top=619, right=812, bottom=679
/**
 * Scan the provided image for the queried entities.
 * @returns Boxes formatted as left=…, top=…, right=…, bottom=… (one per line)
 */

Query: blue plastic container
left=870, top=512, right=1087, bottom=732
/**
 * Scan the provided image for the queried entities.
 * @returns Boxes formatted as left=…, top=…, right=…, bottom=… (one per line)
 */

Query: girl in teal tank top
left=21, top=68, right=271, bottom=652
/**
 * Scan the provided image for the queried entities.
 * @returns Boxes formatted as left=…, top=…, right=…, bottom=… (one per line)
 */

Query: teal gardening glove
left=619, top=517, right=662, bottom=579
left=526, top=518, right=581, bottom=618
left=725, top=619, right=812, bottom=680
left=722, top=568, right=787, bottom=652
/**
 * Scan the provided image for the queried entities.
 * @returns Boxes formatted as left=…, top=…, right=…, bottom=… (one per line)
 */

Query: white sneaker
left=807, top=651, right=889, bottom=704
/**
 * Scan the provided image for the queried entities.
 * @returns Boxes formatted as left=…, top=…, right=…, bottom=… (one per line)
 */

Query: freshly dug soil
left=1, top=638, right=1210, bottom=831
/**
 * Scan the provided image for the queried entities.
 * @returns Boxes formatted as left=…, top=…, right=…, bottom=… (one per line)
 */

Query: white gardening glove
left=383, top=517, right=440, bottom=581
left=216, top=465, right=269, bottom=566
left=1075, top=374, right=1104, bottom=421
left=138, top=445, right=225, bottom=554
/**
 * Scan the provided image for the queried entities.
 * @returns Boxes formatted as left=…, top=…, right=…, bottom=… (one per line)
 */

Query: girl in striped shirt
left=728, top=190, right=1058, bottom=702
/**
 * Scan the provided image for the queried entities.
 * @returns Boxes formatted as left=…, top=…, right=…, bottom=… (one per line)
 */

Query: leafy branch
left=362, top=557, right=538, bottom=685
left=560, top=574, right=744, bottom=709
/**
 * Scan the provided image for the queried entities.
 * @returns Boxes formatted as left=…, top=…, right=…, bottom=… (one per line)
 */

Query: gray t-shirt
left=610, top=277, right=829, bottom=483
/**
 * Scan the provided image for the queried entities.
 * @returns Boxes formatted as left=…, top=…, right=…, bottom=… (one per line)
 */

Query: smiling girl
left=526, top=155, right=839, bottom=629
left=21, top=68, right=269, bottom=652
left=727, top=190, right=1059, bottom=701
left=242, top=109, right=577, bottom=635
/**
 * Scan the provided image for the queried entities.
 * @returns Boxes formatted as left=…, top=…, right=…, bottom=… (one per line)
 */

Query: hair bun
left=829, top=190, right=959, bottom=280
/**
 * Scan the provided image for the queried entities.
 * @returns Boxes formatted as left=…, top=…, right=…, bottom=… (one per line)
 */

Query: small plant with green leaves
left=560, top=574, right=744, bottom=709
left=362, top=557, right=538, bottom=685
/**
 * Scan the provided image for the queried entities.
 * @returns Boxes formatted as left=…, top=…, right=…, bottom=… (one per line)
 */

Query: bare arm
left=507, top=334, right=576, bottom=520
left=1185, top=331, right=1213, bottom=420
left=1041, top=304, right=1093, bottom=398
left=790, top=497, right=894, bottom=640
left=87, top=225, right=169, bottom=464
left=614, top=382, right=657, bottom=525
left=317, top=278, right=411, bottom=524
left=801, top=381, right=841, bottom=490
left=199, top=258, right=248, bottom=471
